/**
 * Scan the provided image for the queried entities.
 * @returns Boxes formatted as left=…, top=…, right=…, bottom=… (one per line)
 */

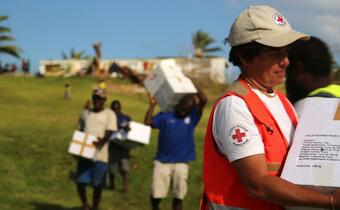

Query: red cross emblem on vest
left=232, top=128, right=246, bottom=143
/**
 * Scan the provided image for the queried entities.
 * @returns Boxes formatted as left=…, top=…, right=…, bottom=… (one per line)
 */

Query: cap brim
left=256, top=30, right=309, bottom=47
left=93, top=94, right=106, bottom=99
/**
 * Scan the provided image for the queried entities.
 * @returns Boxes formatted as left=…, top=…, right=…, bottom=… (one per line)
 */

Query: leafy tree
left=61, top=48, right=91, bottom=59
left=192, top=30, right=221, bottom=58
left=0, top=15, right=22, bottom=58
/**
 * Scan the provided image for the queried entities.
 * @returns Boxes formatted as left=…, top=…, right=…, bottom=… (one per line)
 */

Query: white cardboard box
left=144, top=59, right=197, bottom=111
left=281, top=97, right=340, bottom=188
left=110, top=121, right=151, bottom=149
left=68, top=130, right=97, bottom=159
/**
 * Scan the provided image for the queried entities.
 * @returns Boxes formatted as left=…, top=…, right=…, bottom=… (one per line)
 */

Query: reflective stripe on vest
left=308, top=84, right=340, bottom=97
left=267, top=162, right=282, bottom=173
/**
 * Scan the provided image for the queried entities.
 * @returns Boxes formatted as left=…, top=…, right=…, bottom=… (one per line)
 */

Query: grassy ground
left=0, top=74, right=228, bottom=210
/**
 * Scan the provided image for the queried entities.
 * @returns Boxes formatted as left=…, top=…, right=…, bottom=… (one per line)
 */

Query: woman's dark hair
left=288, top=36, right=332, bottom=77
left=225, top=40, right=265, bottom=67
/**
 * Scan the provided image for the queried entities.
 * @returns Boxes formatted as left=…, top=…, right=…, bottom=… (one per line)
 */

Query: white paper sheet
left=281, top=97, right=340, bottom=187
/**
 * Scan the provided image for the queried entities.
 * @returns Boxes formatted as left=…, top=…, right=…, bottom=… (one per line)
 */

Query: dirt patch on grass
left=107, top=83, right=146, bottom=94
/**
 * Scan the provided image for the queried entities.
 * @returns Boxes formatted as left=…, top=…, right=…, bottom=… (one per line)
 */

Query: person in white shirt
left=76, top=89, right=117, bottom=210
left=201, top=5, right=340, bottom=210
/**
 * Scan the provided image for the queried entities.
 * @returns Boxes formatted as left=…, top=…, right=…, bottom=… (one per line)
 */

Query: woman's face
left=245, top=46, right=290, bottom=88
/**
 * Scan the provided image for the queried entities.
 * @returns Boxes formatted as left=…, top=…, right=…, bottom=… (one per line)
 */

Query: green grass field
left=0, top=75, right=228, bottom=210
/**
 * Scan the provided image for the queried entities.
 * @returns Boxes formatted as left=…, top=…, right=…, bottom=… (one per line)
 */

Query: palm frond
left=0, top=46, right=22, bottom=58
left=0, top=26, right=11, bottom=33
left=0, top=16, right=8, bottom=22
left=203, top=47, right=222, bottom=53
left=192, top=30, right=221, bottom=57
left=0, top=35, right=14, bottom=41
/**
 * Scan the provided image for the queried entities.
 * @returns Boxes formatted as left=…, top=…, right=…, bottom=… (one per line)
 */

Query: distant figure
left=108, top=100, right=132, bottom=193
left=286, top=36, right=340, bottom=106
left=64, top=83, right=72, bottom=100
left=108, top=62, right=143, bottom=84
left=75, top=89, right=117, bottom=210
left=21, top=59, right=30, bottom=75
left=108, top=62, right=122, bottom=78
left=11, top=63, right=17, bottom=73
left=144, top=86, right=207, bottom=210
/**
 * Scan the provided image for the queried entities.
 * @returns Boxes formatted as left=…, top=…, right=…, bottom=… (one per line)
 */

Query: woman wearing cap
left=201, top=5, right=340, bottom=210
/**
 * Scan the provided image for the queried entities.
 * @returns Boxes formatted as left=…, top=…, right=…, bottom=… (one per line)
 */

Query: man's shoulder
left=88, top=108, right=115, bottom=119
left=102, top=108, right=115, bottom=115
left=155, top=110, right=174, bottom=117
left=119, top=113, right=131, bottom=120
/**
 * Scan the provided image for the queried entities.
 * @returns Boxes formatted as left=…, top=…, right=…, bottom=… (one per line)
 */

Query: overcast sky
left=1, top=0, right=340, bottom=73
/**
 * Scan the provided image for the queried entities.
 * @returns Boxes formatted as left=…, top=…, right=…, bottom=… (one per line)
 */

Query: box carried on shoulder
left=144, top=59, right=197, bottom=111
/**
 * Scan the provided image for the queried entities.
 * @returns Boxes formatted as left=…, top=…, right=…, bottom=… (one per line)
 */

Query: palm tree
left=61, top=48, right=91, bottom=59
left=0, top=15, right=22, bottom=58
left=192, top=30, right=221, bottom=58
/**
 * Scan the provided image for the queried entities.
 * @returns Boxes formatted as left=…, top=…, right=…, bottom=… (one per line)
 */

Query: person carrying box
left=144, top=86, right=207, bottom=210
left=108, top=100, right=132, bottom=193
left=75, top=89, right=117, bottom=210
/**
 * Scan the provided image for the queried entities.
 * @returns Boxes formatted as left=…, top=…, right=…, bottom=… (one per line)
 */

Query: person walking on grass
left=108, top=100, right=132, bottom=193
left=144, top=86, right=207, bottom=210
left=76, top=89, right=117, bottom=210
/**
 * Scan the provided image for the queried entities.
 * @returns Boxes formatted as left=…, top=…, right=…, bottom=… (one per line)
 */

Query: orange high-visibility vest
left=201, top=79, right=298, bottom=210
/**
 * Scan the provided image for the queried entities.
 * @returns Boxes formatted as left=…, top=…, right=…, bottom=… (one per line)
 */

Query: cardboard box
left=68, top=130, right=97, bottom=159
left=110, top=121, right=151, bottom=149
left=144, top=59, right=197, bottom=111
left=281, top=98, right=340, bottom=188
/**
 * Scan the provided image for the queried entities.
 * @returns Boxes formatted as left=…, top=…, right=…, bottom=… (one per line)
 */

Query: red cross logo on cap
left=232, top=128, right=246, bottom=143
left=276, top=16, right=284, bottom=24
left=273, top=13, right=286, bottom=26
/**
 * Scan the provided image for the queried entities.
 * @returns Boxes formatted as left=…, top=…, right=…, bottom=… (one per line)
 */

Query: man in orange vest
left=201, top=5, right=340, bottom=210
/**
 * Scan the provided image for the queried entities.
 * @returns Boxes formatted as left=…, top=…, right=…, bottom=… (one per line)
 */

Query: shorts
left=75, top=158, right=108, bottom=188
left=109, top=158, right=130, bottom=174
left=151, top=160, right=189, bottom=199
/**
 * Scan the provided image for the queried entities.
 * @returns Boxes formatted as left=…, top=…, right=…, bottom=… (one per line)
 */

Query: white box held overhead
left=144, top=59, right=197, bottom=111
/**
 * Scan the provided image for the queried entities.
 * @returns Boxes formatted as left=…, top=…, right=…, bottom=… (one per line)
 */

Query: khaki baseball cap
left=227, top=5, right=309, bottom=47
left=92, top=88, right=107, bottom=99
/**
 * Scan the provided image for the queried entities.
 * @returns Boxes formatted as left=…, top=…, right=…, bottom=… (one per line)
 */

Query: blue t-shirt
left=151, top=107, right=201, bottom=163
left=116, top=113, right=131, bottom=130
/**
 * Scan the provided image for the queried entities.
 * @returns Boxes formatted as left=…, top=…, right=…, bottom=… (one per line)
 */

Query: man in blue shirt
left=144, top=87, right=207, bottom=210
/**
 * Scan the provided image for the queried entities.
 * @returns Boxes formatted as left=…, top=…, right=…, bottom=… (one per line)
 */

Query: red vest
left=201, top=79, right=298, bottom=210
